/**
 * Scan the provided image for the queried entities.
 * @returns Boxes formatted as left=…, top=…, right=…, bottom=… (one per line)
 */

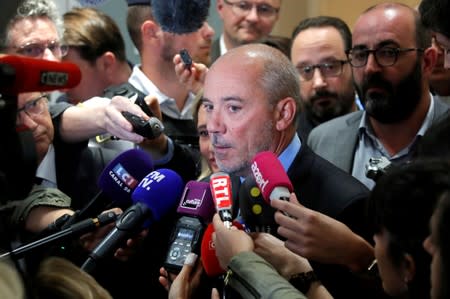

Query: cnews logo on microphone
left=251, top=162, right=268, bottom=192
left=110, top=163, right=138, bottom=192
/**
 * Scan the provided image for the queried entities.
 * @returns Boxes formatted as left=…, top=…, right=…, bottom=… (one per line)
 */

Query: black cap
left=126, top=0, right=150, bottom=6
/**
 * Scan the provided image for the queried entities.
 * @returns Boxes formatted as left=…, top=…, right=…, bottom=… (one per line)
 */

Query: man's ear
left=274, top=97, right=296, bottom=131
left=97, top=51, right=116, bottom=79
left=141, top=20, right=160, bottom=42
left=402, top=253, right=417, bottom=285
left=422, top=46, right=437, bottom=77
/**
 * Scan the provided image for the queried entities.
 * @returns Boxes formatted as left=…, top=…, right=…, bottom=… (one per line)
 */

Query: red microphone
left=200, top=221, right=244, bottom=277
left=209, top=172, right=233, bottom=229
left=0, top=55, right=81, bottom=94
left=251, top=151, right=293, bottom=203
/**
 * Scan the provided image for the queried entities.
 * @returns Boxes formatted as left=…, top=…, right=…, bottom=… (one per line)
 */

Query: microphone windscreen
left=238, top=175, right=277, bottom=233
left=176, top=181, right=215, bottom=223
left=201, top=221, right=245, bottom=277
left=0, top=55, right=81, bottom=94
left=152, top=0, right=210, bottom=34
left=132, top=168, right=184, bottom=224
left=251, top=151, right=293, bottom=202
left=97, top=149, right=154, bottom=204
left=201, top=223, right=224, bottom=277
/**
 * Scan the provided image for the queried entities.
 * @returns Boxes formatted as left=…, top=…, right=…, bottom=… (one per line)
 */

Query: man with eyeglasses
left=211, top=0, right=281, bottom=63
left=308, top=3, right=450, bottom=190
left=290, top=16, right=360, bottom=142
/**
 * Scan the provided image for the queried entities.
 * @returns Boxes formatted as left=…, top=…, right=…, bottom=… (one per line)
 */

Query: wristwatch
left=289, top=271, right=319, bottom=294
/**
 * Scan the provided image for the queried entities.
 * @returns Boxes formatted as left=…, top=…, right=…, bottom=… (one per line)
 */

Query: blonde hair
left=34, top=256, right=112, bottom=299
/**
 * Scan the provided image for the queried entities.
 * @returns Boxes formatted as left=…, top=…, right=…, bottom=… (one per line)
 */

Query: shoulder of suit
left=309, top=111, right=363, bottom=137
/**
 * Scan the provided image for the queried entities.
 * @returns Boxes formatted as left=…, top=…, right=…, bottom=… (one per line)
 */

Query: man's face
left=434, top=32, right=450, bottom=69
left=161, top=22, right=215, bottom=65
left=203, top=58, right=277, bottom=177
left=291, top=26, right=355, bottom=124
left=430, top=33, right=450, bottom=89
left=63, top=47, right=109, bottom=103
left=7, top=17, right=62, bottom=61
left=217, top=0, right=280, bottom=46
left=16, top=92, right=54, bottom=163
left=351, top=7, right=424, bottom=124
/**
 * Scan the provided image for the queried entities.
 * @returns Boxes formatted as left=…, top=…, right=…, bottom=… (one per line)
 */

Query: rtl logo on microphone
left=251, top=162, right=268, bottom=192
left=210, top=175, right=232, bottom=209
left=138, top=170, right=166, bottom=191
left=110, top=163, right=138, bottom=193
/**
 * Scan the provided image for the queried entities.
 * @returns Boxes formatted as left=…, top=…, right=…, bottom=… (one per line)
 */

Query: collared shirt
left=35, top=144, right=57, bottom=188
left=352, top=94, right=436, bottom=189
left=128, top=65, right=195, bottom=120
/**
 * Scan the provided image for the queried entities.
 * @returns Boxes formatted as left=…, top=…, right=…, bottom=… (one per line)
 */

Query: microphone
left=61, top=149, right=154, bottom=229
left=239, top=175, right=278, bottom=235
left=210, top=172, right=233, bottom=229
left=81, top=168, right=184, bottom=273
left=164, top=181, right=215, bottom=273
left=152, top=0, right=210, bottom=34
left=200, top=220, right=244, bottom=277
left=251, top=151, right=293, bottom=203
left=0, top=55, right=81, bottom=95
left=0, top=212, right=118, bottom=261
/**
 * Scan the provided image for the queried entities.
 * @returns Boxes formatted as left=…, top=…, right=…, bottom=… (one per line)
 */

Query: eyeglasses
left=13, top=40, right=68, bottom=58
left=223, top=0, right=280, bottom=19
left=16, top=94, right=48, bottom=125
left=297, top=60, right=348, bottom=82
left=346, top=46, right=424, bottom=68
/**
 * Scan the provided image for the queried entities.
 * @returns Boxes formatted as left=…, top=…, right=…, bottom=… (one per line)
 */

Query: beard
left=356, top=59, right=423, bottom=124
left=304, top=89, right=355, bottom=124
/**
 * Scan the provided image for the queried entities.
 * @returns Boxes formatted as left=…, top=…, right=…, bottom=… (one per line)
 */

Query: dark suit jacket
left=232, top=145, right=384, bottom=299
left=210, top=38, right=221, bottom=65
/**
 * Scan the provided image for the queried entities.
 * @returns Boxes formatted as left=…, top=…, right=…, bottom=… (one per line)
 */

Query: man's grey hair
left=1, top=0, right=63, bottom=50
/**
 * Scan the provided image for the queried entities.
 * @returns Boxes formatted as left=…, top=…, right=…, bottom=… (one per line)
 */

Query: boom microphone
left=81, top=168, right=184, bottom=273
left=210, top=172, right=233, bottom=229
left=251, top=151, right=293, bottom=203
left=164, top=181, right=215, bottom=273
left=239, top=175, right=278, bottom=235
left=0, top=55, right=81, bottom=94
left=152, top=0, right=210, bottom=34
left=0, top=212, right=118, bottom=261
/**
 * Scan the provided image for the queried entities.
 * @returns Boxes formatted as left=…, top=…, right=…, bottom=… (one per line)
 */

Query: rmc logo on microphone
left=251, top=162, right=268, bottom=192
left=110, top=163, right=138, bottom=193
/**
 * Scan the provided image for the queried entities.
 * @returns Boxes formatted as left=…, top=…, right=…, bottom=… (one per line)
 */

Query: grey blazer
left=307, top=96, right=450, bottom=173
left=210, top=38, right=221, bottom=65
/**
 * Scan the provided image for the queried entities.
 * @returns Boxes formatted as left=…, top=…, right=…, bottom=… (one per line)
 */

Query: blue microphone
left=81, top=168, right=184, bottom=273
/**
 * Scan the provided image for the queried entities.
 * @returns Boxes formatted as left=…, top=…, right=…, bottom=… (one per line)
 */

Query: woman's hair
left=435, top=192, right=450, bottom=299
left=34, top=256, right=112, bottom=299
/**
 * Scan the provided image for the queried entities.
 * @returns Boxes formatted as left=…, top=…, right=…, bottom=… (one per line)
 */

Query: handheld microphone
left=0, top=55, right=81, bottom=95
left=0, top=212, right=117, bottom=261
left=239, top=175, right=278, bottom=235
left=152, top=0, right=210, bottom=34
left=81, top=168, right=184, bottom=273
left=164, top=181, right=215, bottom=273
left=200, top=220, right=244, bottom=277
left=210, top=172, right=233, bottom=229
left=62, top=149, right=154, bottom=229
left=251, top=151, right=293, bottom=203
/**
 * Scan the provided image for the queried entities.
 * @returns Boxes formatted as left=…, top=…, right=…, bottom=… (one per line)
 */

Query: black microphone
left=0, top=212, right=118, bottom=261
left=164, top=181, right=215, bottom=273
left=81, top=168, right=184, bottom=273
left=239, top=175, right=278, bottom=236
left=152, top=0, right=210, bottom=34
